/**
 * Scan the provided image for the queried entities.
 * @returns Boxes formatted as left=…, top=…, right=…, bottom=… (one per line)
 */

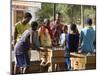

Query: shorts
left=15, top=53, right=30, bottom=68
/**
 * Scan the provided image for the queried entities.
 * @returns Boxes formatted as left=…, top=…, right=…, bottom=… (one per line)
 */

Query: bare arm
left=30, top=30, right=34, bottom=49
left=30, top=30, right=46, bottom=51
left=78, top=31, right=83, bottom=53
left=13, top=26, right=18, bottom=45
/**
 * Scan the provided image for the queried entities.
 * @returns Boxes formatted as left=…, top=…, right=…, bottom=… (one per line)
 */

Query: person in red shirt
left=50, top=12, right=64, bottom=47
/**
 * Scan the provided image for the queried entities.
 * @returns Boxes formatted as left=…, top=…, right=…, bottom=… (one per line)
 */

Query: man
left=50, top=12, right=64, bottom=47
left=13, top=12, right=32, bottom=45
left=80, top=18, right=95, bottom=53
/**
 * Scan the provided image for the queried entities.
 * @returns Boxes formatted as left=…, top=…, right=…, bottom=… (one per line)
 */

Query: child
left=59, top=25, right=68, bottom=47
left=65, top=24, right=79, bottom=70
left=14, top=21, right=41, bottom=74
left=59, top=25, right=71, bottom=70
left=67, top=24, right=79, bottom=53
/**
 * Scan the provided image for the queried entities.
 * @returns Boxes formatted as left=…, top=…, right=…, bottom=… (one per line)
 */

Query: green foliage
left=36, top=3, right=96, bottom=25
left=56, top=4, right=81, bottom=24
left=84, top=6, right=96, bottom=25
left=36, top=3, right=54, bottom=22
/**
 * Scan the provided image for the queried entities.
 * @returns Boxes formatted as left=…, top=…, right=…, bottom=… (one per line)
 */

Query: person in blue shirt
left=80, top=18, right=95, bottom=54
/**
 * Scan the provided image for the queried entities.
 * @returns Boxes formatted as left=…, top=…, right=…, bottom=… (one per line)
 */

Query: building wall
left=12, top=1, right=41, bottom=36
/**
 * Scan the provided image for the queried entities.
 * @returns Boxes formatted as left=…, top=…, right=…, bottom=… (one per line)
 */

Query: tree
left=36, top=3, right=96, bottom=26
left=36, top=3, right=54, bottom=22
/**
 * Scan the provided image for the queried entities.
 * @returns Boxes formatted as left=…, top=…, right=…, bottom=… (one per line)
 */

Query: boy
left=13, top=12, right=32, bottom=45
left=14, top=21, right=41, bottom=74
left=59, top=25, right=71, bottom=70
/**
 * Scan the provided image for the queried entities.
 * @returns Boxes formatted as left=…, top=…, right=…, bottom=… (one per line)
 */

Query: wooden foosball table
left=40, top=47, right=66, bottom=72
left=12, top=48, right=96, bottom=74
left=70, top=53, right=96, bottom=70
left=40, top=48, right=96, bottom=71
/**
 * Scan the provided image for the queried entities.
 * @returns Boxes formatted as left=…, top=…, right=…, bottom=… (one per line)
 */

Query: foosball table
left=40, top=48, right=96, bottom=71
left=12, top=48, right=96, bottom=74
left=40, top=47, right=66, bottom=72
left=70, top=53, right=96, bottom=70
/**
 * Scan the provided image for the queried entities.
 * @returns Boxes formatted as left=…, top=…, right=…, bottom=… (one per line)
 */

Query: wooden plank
left=86, top=56, right=96, bottom=64
left=52, top=57, right=66, bottom=63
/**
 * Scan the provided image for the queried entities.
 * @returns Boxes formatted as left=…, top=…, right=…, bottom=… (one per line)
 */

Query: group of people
left=12, top=12, right=96, bottom=74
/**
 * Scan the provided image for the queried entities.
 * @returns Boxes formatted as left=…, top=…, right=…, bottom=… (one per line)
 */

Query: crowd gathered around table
left=12, top=12, right=96, bottom=74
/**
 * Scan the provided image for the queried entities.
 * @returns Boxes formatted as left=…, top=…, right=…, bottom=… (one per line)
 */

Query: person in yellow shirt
left=38, top=19, right=52, bottom=47
left=13, top=12, right=32, bottom=45
left=38, top=19, right=52, bottom=69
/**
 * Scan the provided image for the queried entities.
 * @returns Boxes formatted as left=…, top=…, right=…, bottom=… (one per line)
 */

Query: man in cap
left=79, top=18, right=95, bottom=54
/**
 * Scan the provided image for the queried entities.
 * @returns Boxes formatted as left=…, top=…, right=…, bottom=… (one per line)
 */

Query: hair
left=63, top=25, right=68, bottom=30
left=85, top=18, right=92, bottom=25
left=62, top=25, right=68, bottom=33
left=31, top=21, right=38, bottom=28
left=70, top=24, right=77, bottom=33
left=56, top=12, right=62, bottom=19
left=43, top=18, right=50, bottom=26
left=57, top=12, right=61, bottom=16
left=24, top=12, right=32, bottom=18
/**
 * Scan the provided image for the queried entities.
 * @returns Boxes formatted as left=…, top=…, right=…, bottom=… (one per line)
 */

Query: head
left=85, top=18, right=92, bottom=26
left=62, top=25, right=68, bottom=33
left=31, top=21, right=38, bottom=31
left=56, top=12, right=61, bottom=20
left=70, top=24, right=78, bottom=33
left=43, top=19, right=50, bottom=27
left=22, top=12, right=32, bottom=25
left=55, top=12, right=62, bottom=24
